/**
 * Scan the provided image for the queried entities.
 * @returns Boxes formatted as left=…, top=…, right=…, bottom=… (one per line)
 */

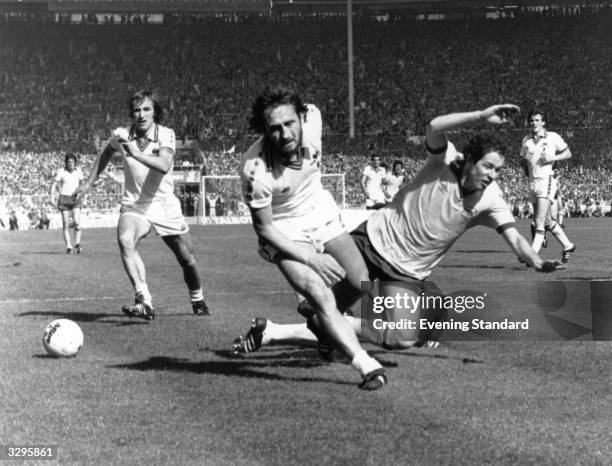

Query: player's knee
left=73, top=223, right=81, bottom=231
left=117, top=233, right=137, bottom=251
left=178, top=254, right=197, bottom=269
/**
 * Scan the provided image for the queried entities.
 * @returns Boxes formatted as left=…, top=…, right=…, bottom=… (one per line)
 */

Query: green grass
left=0, top=218, right=610, bottom=465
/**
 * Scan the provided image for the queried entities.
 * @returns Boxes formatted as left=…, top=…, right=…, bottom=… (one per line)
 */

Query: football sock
left=267, top=321, right=316, bottom=346
left=189, top=287, right=204, bottom=303
left=136, top=284, right=152, bottom=306
left=351, top=350, right=382, bottom=378
left=549, top=223, right=572, bottom=249
left=531, top=230, right=545, bottom=254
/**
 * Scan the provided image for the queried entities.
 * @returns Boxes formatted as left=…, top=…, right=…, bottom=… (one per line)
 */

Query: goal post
left=200, top=174, right=346, bottom=224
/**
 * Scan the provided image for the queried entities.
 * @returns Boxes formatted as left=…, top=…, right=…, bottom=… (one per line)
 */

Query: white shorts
left=120, top=196, right=188, bottom=236
left=258, top=203, right=345, bottom=262
left=529, top=176, right=558, bottom=204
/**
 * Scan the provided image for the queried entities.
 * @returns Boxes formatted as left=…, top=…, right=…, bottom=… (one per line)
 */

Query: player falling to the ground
left=74, top=89, right=209, bottom=320
left=50, top=153, right=84, bottom=254
left=520, top=110, right=576, bottom=263
left=235, top=103, right=566, bottom=354
left=240, top=86, right=386, bottom=390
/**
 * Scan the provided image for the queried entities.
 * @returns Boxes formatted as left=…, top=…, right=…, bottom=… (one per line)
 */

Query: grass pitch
left=0, top=218, right=610, bottom=465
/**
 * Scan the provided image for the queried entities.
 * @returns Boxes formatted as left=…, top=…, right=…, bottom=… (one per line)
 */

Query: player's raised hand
left=480, top=104, right=520, bottom=126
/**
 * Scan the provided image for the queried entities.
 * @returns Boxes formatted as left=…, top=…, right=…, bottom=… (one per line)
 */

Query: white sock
left=351, top=350, right=382, bottom=378
left=267, top=322, right=315, bottom=345
left=136, top=284, right=152, bottom=306
left=531, top=231, right=545, bottom=254
left=189, top=287, right=204, bottom=303
left=550, top=224, right=572, bottom=249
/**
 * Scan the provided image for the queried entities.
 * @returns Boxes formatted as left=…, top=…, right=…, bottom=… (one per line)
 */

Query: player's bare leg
left=276, top=252, right=385, bottom=389
left=60, top=210, right=73, bottom=253
left=162, top=233, right=209, bottom=315
left=72, top=207, right=82, bottom=254
left=531, top=197, right=551, bottom=253
left=117, top=214, right=154, bottom=319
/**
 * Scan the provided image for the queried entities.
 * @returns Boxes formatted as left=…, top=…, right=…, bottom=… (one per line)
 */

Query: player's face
left=372, top=157, right=381, bottom=167
left=264, top=104, right=302, bottom=158
left=528, top=114, right=545, bottom=134
left=66, top=158, right=75, bottom=171
left=464, top=151, right=505, bottom=192
left=131, top=97, right=155, bottom=134
left=393, top=164, right=403, bottom=175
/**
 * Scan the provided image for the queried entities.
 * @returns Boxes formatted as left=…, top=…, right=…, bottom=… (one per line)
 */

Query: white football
left=42, top=319, right=84, bottom=358
left=112, top=128, right=130, bottom=141
left=110, top=128, right=129, bottom=152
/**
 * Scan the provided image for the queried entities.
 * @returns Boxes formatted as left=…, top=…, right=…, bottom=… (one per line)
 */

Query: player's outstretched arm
left=501, top=227, right=565, bottom=272
left=426, top=104, right=520, bottom=150
left=73, top=144, right=115, bottom=202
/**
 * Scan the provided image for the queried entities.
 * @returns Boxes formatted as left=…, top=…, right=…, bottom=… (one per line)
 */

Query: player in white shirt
left=382, top=160, right=406, bottom=202
left=235, top=104, right=565, bottom=353
left=74, top=90, right=208, bottom=320
left=239, top=86, right=386, bottom=390
left=520, top=110, right=576, bottom=263
left=50, top=153, right=84, bottom=254
left=361, top=155, right=387, bottom=209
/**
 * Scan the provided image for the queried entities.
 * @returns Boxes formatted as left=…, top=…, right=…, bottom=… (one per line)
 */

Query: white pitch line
left=0, top=290, right=293, bottom=305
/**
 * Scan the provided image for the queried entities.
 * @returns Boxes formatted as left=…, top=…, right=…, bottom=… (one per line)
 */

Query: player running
left=74, top=89, right=209, bottom=320
left=520, top=110, right=576, bottom=263
left=50, top=153, right=85, bottom=254
left=234, top=103, right=566, bottom=354
left=240, top=86, right=386, bottom=390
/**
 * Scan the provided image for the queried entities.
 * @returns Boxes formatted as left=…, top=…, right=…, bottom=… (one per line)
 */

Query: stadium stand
left=0, top=6, right=610, bottom=222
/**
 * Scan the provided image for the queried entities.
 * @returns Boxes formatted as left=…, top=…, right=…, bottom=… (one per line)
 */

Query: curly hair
left=129, top=89, right=164, bottom=124
left=249, top=86, right=308, bottom=134
left=64, top=152, right=77, bottom=169
left=462, top=134, right=506, bottom=164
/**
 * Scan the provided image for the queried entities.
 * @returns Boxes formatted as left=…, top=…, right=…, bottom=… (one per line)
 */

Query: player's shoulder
left=241, top=137, right=266, bottom=176
left=156, top=124, right=175, bottom=139
left=485, top=180, right=504, bottom=197
left=521, top=134, right=531, bottom=144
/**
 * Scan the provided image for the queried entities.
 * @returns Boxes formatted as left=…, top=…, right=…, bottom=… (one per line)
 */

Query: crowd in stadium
left=1, top=8, right=610, bottom=226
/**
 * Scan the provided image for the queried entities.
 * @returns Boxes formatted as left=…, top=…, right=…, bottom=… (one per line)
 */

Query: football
left=42, top=319, right=84, bottom=358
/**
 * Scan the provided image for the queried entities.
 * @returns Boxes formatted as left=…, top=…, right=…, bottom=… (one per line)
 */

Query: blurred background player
left=50, top=153, right=84, bottom=254
left=382, top=159, right=406, bottom=203
left=74, top=89, right=209, bottom=320
left=361, top=154, right=386, bottom=210
left=520, top=110, right=576, bottom=263
left=235, top=104, right=566, bottom=354
left=240, top=86, right=385, bottom=390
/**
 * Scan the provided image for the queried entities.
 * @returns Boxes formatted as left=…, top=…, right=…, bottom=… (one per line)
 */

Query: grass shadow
left=108, top=356, right=356, bottom=386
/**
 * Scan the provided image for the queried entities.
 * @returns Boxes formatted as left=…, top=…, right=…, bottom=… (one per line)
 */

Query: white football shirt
left=366, top=142, right=515, bottom=280
left=55, top=168, right=84, bottom=196
left=520, top=130, right=568, bottom=180
left=117, top=124, right=176, bottom=204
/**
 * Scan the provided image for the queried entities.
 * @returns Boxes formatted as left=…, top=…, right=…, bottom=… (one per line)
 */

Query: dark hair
left=526, top=109, right=546, bottom=124
left=249, top=86, right=308, bottom=134
left=370, top=154, right=381, bottom=161
left=462, top=134, right=506, bottom=164
left=129, top=89, right=164, bottom=124
left=392, top=160, right=404, bottom=170
left=64, top=152, right=77, bottom=168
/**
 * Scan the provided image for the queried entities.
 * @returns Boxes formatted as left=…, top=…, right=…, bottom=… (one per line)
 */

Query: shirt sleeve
left=158, top=126, right=176, bottom=152
left=473, top=184, right=516, bottom=232
left=552, top=133, right=568, bottom=154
